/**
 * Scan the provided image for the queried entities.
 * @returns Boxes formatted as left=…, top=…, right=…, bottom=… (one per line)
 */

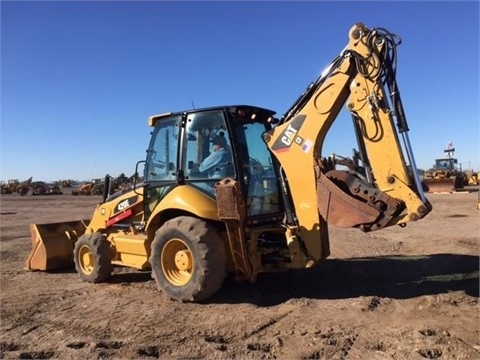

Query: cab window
left=145, top=117, right=179, bottom=181
left=183, top=110, right=235, bottom=194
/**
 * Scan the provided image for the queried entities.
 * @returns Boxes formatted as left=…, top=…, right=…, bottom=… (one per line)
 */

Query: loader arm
left=264, top=23, right=431, bottom=261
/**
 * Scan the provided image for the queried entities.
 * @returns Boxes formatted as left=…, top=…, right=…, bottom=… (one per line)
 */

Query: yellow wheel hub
left=175, top=250, right=192, bottom=271
left=78, top=245, right=94, bottom=275
left=161, top=238, right=193, bottom=286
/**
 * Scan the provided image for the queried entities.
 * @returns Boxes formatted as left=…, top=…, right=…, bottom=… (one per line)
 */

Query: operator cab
left=434, top=158, right=457, bottom=171
left=143, top=105, right=283, bottom=221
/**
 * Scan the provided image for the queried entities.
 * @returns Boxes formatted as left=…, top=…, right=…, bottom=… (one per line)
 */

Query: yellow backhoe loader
left=423, top=143, right=468, bottom=193
left=26, top=23, right=432, bottom=302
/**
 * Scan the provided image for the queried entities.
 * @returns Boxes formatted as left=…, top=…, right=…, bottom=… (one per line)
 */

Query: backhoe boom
left=264, top=23, right=431, bottom=261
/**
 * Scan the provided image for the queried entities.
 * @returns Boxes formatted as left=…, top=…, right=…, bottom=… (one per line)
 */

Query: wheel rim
left=78, top=245, right=94, bottom=275
left=161, top=238, right=193, bottom=286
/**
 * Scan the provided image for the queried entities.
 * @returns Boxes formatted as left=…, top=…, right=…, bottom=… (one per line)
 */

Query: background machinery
left=465, top=170, right=479, bottom=186
left=26, top=23, right=431, bottom=302
left=1, top=179, right=20, bottom=194
left=423, top=142, right=468, bottom=193
left=16, top=177, right=33, bottom=196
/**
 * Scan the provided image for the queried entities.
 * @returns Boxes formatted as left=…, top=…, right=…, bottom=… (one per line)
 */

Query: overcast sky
left=1, top=1, right=479, bottom=182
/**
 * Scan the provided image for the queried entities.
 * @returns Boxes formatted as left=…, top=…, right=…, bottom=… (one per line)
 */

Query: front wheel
left=150, top=216, right=227, bottom=302
left=73, top=233, right=113, bottom=283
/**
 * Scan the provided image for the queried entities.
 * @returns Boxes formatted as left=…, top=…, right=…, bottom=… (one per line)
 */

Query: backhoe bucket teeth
left=26, top=220, right=90, bottom=271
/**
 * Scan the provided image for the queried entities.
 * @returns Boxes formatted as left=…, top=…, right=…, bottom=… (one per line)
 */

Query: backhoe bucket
left=26, top=220, right=90, bottom=271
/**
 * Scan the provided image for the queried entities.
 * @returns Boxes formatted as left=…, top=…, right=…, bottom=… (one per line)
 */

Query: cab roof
left=148, top=105, right=276, bottom=127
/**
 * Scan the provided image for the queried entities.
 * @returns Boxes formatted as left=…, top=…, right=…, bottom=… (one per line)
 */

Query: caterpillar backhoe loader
left=423, top=143, right=468, bottom=193
left=26, top=23, right=432, bottom=302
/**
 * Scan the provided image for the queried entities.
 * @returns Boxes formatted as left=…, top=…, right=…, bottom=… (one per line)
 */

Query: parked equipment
left=26, top=23, right=431, bottom=302
left=1, top=179, right=20, bottom=194
left=466, top=171, right=479, bottom=186
left=16, top=177, right=33, bottom=196
left=72, top=180, right=105, bottom=196
left=423, top=143, right=468, bottom=193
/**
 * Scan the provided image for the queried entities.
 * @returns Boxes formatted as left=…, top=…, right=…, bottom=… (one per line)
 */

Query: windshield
left=435, top=158, right=455, bottom=171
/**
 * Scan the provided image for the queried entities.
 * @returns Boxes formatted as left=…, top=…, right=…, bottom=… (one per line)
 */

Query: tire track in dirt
left=190, top=299, right=314, bottom=358
left=348, top=294, right=480, bottom=359
left=300, top=326, right=359, bottom=360
left=242, top=310, right=293, bottom=339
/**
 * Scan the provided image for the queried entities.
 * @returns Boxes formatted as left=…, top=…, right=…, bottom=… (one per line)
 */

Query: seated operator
left=199, top=134, right=232, bottom=178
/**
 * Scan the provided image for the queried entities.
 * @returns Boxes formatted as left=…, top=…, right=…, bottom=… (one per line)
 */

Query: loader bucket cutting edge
left=26, top=220, right=90, bottom=271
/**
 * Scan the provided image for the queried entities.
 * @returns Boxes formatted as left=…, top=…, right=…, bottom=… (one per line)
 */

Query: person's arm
left=199, top=152, right=220, bottom=173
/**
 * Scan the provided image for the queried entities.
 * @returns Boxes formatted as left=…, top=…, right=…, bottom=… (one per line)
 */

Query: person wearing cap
left=199, top=135, right=232, bottom=178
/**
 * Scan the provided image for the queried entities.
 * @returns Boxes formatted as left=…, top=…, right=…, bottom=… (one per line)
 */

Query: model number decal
left=118, top=199, right=130, bottom=211
left=114, top=195, right=138, bottom=213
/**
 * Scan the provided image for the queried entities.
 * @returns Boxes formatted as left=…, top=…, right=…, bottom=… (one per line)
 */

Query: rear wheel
left=73, top=233, right=113, bottom=283
left=150, top=216, right=227, bottom=302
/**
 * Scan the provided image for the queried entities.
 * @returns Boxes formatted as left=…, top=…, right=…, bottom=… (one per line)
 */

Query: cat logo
left=281, top=124, right=298, bottom=146
left=270, top=115, right=306, bottom=152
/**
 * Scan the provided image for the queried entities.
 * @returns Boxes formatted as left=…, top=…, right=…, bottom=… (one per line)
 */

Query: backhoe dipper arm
left=263, top=23, right=431, bottom=262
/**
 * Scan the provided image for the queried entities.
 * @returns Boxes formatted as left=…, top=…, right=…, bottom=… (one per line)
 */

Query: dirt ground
left=0, top=189, right=479, bottom=360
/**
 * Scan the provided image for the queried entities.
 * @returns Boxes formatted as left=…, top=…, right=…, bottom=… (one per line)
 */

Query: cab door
left=182, top=110, right=235, bottom=195
left=144, top=115, right=181, bottom=218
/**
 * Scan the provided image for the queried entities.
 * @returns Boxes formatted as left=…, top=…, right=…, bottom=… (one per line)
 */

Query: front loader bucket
left=423, top=178, right=455, bottom=193
left=26, top=220, right=90, bottom=271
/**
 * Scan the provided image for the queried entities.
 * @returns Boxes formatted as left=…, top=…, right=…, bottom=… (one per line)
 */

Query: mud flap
left=215, top=178, right=254, bottom=282
left=26, top=220, right=90, bottom=271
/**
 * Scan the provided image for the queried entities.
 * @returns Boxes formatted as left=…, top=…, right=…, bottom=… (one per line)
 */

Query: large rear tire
left=150, top=216, right=227, bottom=302
left=73, top=233, right=113, bottom=283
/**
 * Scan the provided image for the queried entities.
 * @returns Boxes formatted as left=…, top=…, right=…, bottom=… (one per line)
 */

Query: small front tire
left=73, top=233, right=113, bottom=283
